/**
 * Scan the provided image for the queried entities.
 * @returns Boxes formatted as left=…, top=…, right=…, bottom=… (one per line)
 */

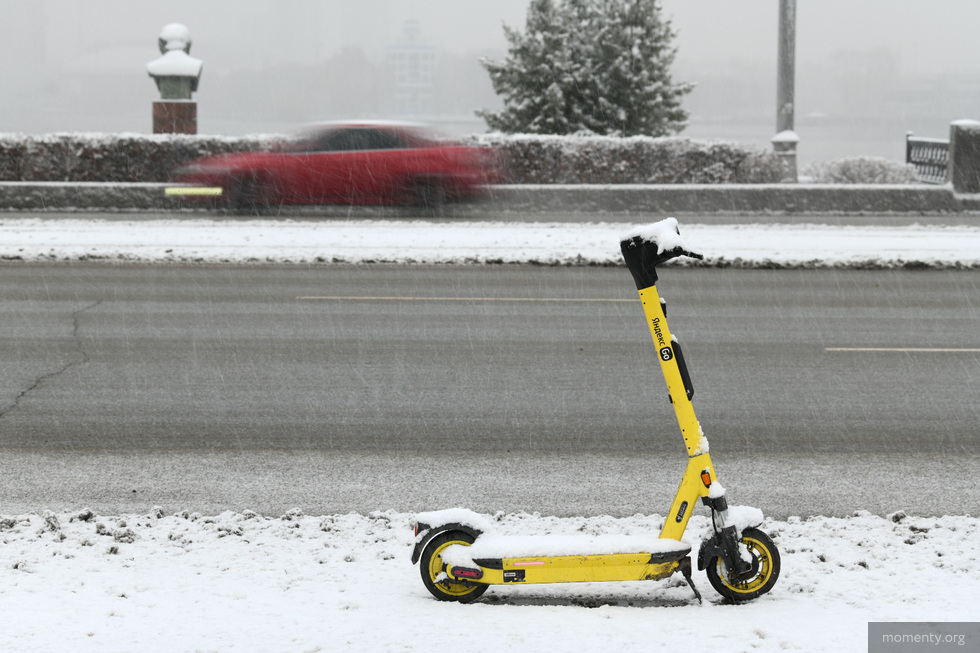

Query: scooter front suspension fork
left=698, top=497, right=753, bottom=578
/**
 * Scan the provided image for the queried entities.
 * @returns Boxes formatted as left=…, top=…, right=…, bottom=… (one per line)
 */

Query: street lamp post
left=773, top=0, right=798, bottom=181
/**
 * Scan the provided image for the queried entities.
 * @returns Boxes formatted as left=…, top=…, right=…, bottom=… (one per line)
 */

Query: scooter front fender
left=697, top=533, right=724, bottom=571
left=697, top=525, right=743, bottom=572
left=698, top=524, right=757, bottom=580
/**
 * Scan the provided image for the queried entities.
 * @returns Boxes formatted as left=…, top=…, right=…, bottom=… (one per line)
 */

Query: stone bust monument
left=147, top=23, right=203, bottom=100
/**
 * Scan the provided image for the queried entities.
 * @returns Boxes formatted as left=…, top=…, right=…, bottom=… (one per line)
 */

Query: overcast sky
left=3, top=0, right=978, bottom=162
left=14, top=0, right=977, bottom=74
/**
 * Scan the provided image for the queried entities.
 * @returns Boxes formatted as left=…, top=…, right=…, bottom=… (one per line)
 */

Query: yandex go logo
left=652, top=317, right=673, bottom=360
left=651, top=317, right=667, bottom=347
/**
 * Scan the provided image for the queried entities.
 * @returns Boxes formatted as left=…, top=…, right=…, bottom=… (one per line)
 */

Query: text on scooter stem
left=651, top=317, right=667, bottom=348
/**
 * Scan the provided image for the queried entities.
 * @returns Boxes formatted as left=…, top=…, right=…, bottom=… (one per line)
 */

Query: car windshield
left=287, top=127, right=410, bottom=153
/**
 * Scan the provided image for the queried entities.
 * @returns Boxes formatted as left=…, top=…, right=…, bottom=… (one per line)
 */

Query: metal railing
left=906, top=132, right=949, bottom=184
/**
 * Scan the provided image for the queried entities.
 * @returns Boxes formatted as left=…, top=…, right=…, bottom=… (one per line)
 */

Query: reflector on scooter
left=701, top=469, right=712, bottom=487
left=451, top=566, right=484, bottom=580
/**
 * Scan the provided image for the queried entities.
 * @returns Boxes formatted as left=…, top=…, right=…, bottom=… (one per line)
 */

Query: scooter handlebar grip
left=620, top=237, right=703, bottom=290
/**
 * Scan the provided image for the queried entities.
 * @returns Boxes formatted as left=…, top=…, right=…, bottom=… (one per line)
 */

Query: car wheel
left=412, top=178, right=445, bottom=212
left=228, top=174, right=270, bottom=214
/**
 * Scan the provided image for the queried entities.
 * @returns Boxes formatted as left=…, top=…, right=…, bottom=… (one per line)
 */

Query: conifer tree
left=478, top=0, right=692, bottom=136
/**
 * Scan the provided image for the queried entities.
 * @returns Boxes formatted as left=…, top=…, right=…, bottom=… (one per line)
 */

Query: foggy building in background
left=3, top=0, right=979, bottom=160
left=386, top=20, right=437, bottom=117
left=2, top=3, right=52, bottom=129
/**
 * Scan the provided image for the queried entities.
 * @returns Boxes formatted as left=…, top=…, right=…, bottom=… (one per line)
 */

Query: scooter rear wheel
left=419, top=530, right=488, bottom=603
left=705, top=527, right=780, bottom=602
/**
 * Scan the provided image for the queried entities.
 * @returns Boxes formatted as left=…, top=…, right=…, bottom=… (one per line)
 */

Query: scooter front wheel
left=705, top=527, right=780, bottom=602
left=419, top=530, right=488, bottom=603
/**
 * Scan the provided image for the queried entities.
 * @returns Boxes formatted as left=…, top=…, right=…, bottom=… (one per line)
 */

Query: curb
left=486, top=184, right=980, bottom=214
left=2, top=182, right=979, bottom=214
left=0, top=183, right=182, bottom=212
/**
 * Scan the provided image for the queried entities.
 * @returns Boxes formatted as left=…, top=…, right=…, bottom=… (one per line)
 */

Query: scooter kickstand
left=679, top=557, right=702, bottom=604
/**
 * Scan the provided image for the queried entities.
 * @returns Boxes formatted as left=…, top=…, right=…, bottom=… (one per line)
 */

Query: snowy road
left=3, top=264, right=978, bottom=453
left=2, top=216, right=979, bottom=652
left=2, top=264, right=978, bottom=517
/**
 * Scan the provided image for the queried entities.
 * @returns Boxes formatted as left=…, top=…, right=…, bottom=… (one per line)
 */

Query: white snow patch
left=0, top=509, right=977, bottom=652
left=727, top=505, right=766, bottom=532
left=412, top=507, right=494, bottom=534
left=621, top=216, right=696, bottom=256
left=951, top=119, right=980, bottom=129
left=146, top=49, right=203, bottom=77
left=771, top=129, right=801, bottom=144
left=708, top=480, right=726, bottom=500
left=693, top=426, right=710, bottom=456
left=1, top=218, right=979, bottom=267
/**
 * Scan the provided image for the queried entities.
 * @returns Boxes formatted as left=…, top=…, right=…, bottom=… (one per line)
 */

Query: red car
left=171, top=122, right=500, bottom=211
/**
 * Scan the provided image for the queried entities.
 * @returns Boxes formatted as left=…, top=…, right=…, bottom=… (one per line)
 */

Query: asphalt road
left=2, top=263, right=978, bottom=518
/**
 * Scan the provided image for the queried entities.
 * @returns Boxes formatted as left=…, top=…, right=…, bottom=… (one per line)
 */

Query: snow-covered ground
left=1, top=508, right=976, bottom=652
left=1, top=217, right=980, bottom=267
left=2, top=216, right=978, bottom=651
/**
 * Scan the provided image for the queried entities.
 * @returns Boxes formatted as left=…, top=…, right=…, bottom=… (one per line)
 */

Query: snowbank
left=1, top=509, right=976, bottom=652
left=2, top=218, right=979, bottom=268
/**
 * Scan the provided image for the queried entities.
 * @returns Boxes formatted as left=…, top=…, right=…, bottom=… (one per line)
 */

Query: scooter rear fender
left=411, top=522, right=483, bottom=565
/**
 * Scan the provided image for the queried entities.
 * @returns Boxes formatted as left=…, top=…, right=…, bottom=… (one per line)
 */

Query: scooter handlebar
left=620, top=236, right=703, bottom=290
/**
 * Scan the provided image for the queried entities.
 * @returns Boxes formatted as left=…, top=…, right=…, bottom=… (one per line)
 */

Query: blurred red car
left=171, top=122, right=500, bottom=211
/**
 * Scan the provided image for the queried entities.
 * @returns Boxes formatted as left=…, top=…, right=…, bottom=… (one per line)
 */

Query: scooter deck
left=442, top=534, right=691, bottom=585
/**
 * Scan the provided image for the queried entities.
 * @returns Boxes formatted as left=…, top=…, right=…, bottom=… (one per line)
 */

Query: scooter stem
left=636, top=283, right=705, bottom=457
left=620, top=222, right=719, bottom=541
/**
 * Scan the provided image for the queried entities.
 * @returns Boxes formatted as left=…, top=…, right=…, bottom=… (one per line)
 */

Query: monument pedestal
left=153, top=101, right=197, bottom=134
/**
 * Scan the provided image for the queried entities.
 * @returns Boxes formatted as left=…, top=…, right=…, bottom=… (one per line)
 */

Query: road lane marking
left=826, top=347, right=980, bottom=352
left=297, top=296, right=636, bottom=303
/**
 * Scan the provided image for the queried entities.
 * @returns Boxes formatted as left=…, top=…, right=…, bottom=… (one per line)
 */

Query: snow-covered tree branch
left=478, top=0, right=693, bottom=137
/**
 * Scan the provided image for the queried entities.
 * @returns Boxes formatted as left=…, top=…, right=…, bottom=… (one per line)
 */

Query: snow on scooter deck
left=441, top=533, right=692, bottom=566
left=414, top=507, right=692, bottom=572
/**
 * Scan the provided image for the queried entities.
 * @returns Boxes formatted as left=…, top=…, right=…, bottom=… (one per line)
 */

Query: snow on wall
left=471, top=132, right=785, bottom=184
left=0, top=132, right=783, bottom=185
left=0, top=133, right=280, bottom=183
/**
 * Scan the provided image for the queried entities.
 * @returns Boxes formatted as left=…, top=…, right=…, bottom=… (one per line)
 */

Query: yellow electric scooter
left=411, top=218, right=780, bottom=604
